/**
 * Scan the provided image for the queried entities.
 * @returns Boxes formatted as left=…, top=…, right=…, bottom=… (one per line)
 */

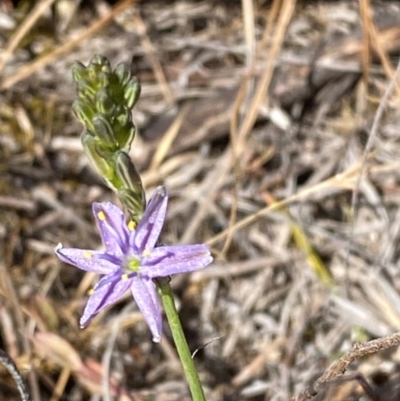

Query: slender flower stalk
left=158, top=278, right=207, bottom=401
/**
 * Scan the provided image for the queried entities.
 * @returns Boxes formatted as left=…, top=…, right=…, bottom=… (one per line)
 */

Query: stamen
left=128, top=221, right=136, bottom=231
left=84, top=250, right=92, bottom=259
left=121, top=273, right=129, bottom=281
left=143, top=249, right=151, bottom=257
left=98, top=211, right=106, bottom=221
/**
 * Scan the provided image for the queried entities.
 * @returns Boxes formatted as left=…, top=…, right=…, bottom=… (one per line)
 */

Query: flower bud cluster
left=72, top=55, right=145, bottom=223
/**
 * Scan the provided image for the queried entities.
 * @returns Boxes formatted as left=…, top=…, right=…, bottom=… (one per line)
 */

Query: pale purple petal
left=141, top=244, right=212, bottom=278
left=56, top=186, right=213, bottom=342
left=131, top=276, right=162, bottom=342
left=132, top=186, right=168, bottom=252
left=92, top=202, right=129, bottom=255
left=80, top=274, right=132, bottom=327
left=55, top=244, right=120, bottom=274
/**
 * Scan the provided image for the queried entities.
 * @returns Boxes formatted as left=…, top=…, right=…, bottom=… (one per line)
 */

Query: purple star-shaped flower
left=55, top=186, right=212, bottom=342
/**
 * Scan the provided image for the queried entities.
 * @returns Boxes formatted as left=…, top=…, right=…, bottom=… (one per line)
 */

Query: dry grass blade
left=359, top=0, right=372, bottom=85
left=0, top=350, right=31, bottom=401
left=237, top=0, right=297, bottom=145
left=150, top=103, right=190, bottom=171
left=0, top=258, right=39, bottom=400
left=49, top=368, right=70, bottom=401
left=0, top=0, right=57, bottom=74
left=262, top=192, right=334, bottom=286
left=133, top=11, right=173, bottom=103
left=207, top=164, right=362, bottom=246
left=345, top=57, right=400, bottom=282
left=0, top=0, right=137, bottom=90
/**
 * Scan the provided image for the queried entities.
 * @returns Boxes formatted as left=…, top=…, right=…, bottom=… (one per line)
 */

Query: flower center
left=126, top=257, right=140, bottom=272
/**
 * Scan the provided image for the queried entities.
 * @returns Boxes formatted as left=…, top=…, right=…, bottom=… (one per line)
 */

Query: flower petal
left=55, top=244, right=120, bottom=274
left=131, top=186, right=168, bottom=253
left=92, top=202, right=129, bottom=255
left=80, top=274, right=132, bottom=327
left=131, top=276, right=162, bottom=342
left=141, top=244, right=212, bottom=278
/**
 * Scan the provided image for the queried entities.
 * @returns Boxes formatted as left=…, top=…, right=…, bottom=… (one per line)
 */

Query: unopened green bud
left=95, top=88, right=114, bottom=115
left=71, top=61, right=86, bottom=83
left=72, top=100, right=95, bottom=133
left=124, top=77, right=141, bottom=109
left=114, top=63, right=130, bottom=86
left=96, top=71, right=110, bottom=89
left=89, top=55, right=111, bottom=76
left=81, top=132, right=117, bottom=187
left=76, top=80, right=98, bottom=102
left=118, top=188, right=145, bottom=223
left=92, top=115, right=117, bottom=149
left=114, top=123, right=135, bottom=151
left=114, top=151, right=145, bottom=217
left=114, top=151, right=144, bottom=190
left=116, top=111, right=129, bottom=127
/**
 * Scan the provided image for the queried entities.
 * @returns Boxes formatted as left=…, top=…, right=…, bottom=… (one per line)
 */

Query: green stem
left=157, top=278, right=206, bottom=401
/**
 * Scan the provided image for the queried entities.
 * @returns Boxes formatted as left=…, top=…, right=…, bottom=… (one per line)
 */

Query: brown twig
left=291, top=331, right=400, bottom=401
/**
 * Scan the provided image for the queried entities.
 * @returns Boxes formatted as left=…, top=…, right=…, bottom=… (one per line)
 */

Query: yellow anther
left=84, top=250, right=92, bottom=259
left=128, top=221, right=136, bottom=231
left=143, top=249, right=151, bottom=257
left=98, top=211, right=106, bottom=221
left=88, top=288, right=94, bottom=295
left=121, top=273, right=129, bottom=281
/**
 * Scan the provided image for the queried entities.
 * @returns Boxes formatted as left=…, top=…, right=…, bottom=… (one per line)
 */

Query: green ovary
left=126, top=257, right=140, bottom=272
